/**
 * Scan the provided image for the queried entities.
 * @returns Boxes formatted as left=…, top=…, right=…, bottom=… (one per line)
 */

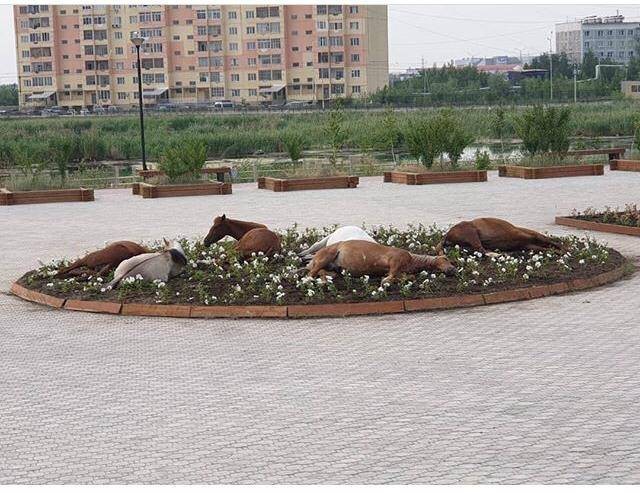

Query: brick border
left=383, top=170, right=487, bottom=185
left=257, top=176, right=359, bottom=192
left=10, top=264, right=627, bottom=319
left=1, top=187, right=94, bottom=206
left=555, top=216, right=640, bottom=237
left=498, top=164, right=604, bottom=179
left=610, top=159, right=640, bottom=172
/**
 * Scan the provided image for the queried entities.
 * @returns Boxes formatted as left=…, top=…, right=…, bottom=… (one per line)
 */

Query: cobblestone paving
left=1, top=172, right=640, bottom=484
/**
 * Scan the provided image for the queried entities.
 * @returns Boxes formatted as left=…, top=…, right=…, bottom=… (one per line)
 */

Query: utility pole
left=548, top=32, right=553, bottom=102
left=573, top=66, right=578, bottom=103
left=422, top=56, right=426, bottom=94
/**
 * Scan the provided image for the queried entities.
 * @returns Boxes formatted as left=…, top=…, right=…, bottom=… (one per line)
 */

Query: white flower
left=579, top=259, right=585, bottom=264
left=46, top=282, right=54, bottom=287
left=523, top=273, right=529, bottom=280
left=535, top=261, right=542, bottom=268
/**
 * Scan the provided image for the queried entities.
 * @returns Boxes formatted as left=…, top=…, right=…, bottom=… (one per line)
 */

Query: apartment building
left=13, top=4, right=389, bottom=109
left=556, top=15, right=640, bottom=64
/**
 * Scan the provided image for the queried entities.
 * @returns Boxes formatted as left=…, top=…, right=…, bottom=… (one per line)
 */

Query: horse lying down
left=56, top=241, right=149, bottom=278
left=298, top=226, right=376, bottom=261
left=105, top=241, right=187, bottom=290
left=306, top=240, right=456, bottom=286
left=204, top=214, right=281, bottom=258
left=436, top=217, right=564, bottom=256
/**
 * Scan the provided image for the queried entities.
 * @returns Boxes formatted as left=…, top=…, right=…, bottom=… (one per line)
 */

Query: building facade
left=13, top=4, right=389, bottom=109
left=556, top=15, right=640, bottom=65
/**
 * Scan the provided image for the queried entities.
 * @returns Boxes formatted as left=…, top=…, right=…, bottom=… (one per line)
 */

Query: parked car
left=211, top=100, right=234, bottom=111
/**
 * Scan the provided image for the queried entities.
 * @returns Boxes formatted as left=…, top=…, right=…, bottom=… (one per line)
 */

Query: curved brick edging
left=10, top=264, right=627, bottom=319
left=556, top=216, right=640, bottom=237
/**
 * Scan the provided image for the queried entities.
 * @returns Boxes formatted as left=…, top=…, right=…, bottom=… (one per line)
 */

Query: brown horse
left=435, top=217, right=564, bottom=255
left=203, top=214, right=282, bottom=258
left=307, top=240, right=456, bottom=285
left=56, top=241, right=149, bottom=278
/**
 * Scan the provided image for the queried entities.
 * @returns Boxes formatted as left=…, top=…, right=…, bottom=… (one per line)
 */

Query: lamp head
left=130, top=32, right=146, bottom=48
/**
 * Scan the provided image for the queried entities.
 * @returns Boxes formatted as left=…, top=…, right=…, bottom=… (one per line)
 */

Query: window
left=231, top=89, right=240, bottom=97
left=245, top=10, right=254, bottom=19
left=117, top=92, right=127, bottom=100
left=117, top=77, right=125, bottom=84
left=248, top=73, right=257, bottom=80
left=351, top=86, right=361, bottom=94
left=228, top=11, right=237, bottom=19
left=247, top=42, right=256, bottom=50
left=349, top=6, right=359, bottom=14
left=229, top=27, right=237, bottom=35
left=248, top=58, right=257, bottom=66
left=351, top=69, right=360, bottom=78
left=350, top=22, right=359, bottom=30
left=317, top=21, right=327, bottom=30
left=351, top=54, right=360, bottom=62
left=115, top=32, right=123, bottom=39
left=350, top=37, right=360, bottom=46
left=249, top=89, right=257, bottom=96
left=229, top=43, right=238, bottom=51
left=231, top=73, right=240, bottom=82
left=246, top=27, right=255, bottom=35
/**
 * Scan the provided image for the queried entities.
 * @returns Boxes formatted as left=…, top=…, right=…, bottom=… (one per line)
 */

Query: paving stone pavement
left=1, top=172, right=640, bottom=484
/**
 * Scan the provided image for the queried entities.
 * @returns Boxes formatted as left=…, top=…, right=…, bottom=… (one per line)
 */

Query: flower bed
left=0, top=187, right=94, bottom=206
left=498, top=164, right=604, bottom=179
left=13, top=224, right=627, bottom=318
left=556, top=205, right=640, bottom=237
left=610, top=159, right=640, bottom=172
left=383, top=170, right=487, bottom=185
left=132, top=167, right=231, bottom=195
left=257, top=176, right=359, bottom=192
left=135, top=181, right=231, bottom=199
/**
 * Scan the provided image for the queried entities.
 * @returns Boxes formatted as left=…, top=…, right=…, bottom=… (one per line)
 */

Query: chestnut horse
left=306, top=240, right=456, bottom=285
left=435, top=218, right=564, bottom=256
left=56, top=241, right=149, bottom=278
left=203, top=214, right=281, bottom=258
left=298, top=225, right=376, bottom=261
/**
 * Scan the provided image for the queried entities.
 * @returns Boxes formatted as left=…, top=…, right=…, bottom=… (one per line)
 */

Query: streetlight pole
left=548, top=33, right=553, bottom=102
left=131, top=32, right=148, bottom=171
left=573, top=66, right=578, bottom=103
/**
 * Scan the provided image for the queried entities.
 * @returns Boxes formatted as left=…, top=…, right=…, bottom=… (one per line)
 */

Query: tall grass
left=0, top=101, right=638, bottom=169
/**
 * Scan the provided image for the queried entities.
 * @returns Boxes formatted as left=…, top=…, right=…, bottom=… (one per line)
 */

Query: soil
left=16, top=249, right=626, bottom=307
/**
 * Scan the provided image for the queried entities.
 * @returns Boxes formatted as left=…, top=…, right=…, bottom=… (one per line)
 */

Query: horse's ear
left=163, top=237, right=170, bottom=248
left=221, top=214, right=226, bottom=221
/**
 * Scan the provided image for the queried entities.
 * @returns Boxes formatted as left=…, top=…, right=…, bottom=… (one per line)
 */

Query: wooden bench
left=137, top=166, right=232, bottom=182
left=566, top=148, right=625, bottom=161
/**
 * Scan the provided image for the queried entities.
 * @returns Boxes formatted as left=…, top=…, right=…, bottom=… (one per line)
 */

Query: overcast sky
left=2, top=3, right=640, bottom=83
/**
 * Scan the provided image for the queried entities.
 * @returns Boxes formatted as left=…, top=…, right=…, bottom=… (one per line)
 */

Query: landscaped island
left=14, top=224, right=627, bottom=318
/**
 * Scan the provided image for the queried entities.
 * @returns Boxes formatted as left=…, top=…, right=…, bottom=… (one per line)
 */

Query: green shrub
left=515, top=105, right=571, bottom=157
left=49, top=134, right=76, bottom=183
left=474, top=150, right=491, bottom=170
left=325, top=105, right=347, bottom=168
left=403, top=115, right=442, bottom=168
left=437, top=110, right=474, bottom=168
left=281, top=131, right=306, bottom=162
left=159, top=138, right=207, bottom=182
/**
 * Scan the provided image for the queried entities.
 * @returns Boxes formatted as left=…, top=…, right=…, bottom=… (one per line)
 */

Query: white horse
left=298, top=226, right=376, bottom=261
left=105, top=241, right=187, bottom=290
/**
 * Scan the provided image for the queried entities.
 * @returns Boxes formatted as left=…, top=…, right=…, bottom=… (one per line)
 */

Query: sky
left=2, top=3, right=640, bottom=83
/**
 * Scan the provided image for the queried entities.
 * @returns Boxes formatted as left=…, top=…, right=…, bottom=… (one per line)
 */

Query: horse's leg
left=307, top=246, right=339, bottom=278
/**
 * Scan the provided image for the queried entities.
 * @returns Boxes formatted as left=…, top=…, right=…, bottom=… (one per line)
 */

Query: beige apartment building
left=13, top=4, right=389, bottom=109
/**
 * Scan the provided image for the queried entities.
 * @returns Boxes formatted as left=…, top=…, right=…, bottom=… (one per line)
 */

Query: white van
left=212, top=100, right=234, bottom=111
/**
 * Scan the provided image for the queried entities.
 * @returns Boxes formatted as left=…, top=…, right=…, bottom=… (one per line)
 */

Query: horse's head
left=203, top=214, right=230, bottom=247
left=433, top=255, right=456, bottom=276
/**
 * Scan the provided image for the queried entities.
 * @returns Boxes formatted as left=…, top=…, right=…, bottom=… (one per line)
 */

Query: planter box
left=555, top=216, right=640, bottom=237
left=258, top=175, right=359, bottom=192
left=0, top=187, right=94, bottom=206
left=383, top=170, right=487, bottom=185
left=498, top=164, right=604, bottom=179
left=610, top=159, right=640, bottom=172
left=138, top=181, right=231, bottom=199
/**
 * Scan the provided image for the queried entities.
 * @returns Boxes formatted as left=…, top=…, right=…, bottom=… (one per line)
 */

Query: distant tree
left=581, top=50, right=598, bottom=79
left=0, top=84, right=18, bottom=106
